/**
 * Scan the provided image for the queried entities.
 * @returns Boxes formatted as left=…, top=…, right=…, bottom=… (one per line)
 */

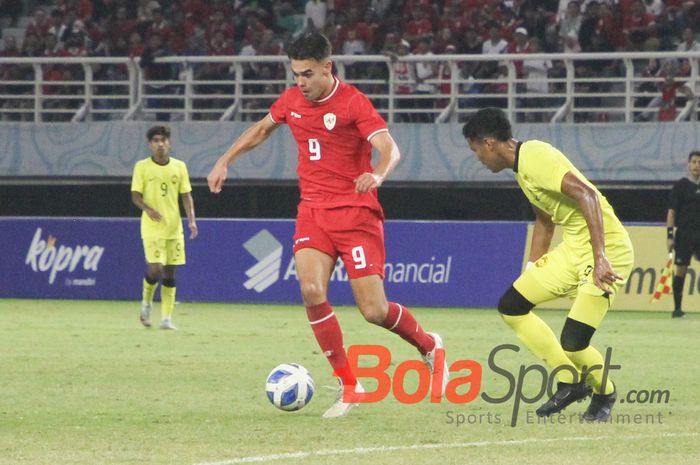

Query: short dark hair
left=689, top=151, right=700, bottom=161
left=462, top=108, right=513, bottom=142
left=147, top=125, right=170, bottom=141
left=287, top=32, right=332, bottom=61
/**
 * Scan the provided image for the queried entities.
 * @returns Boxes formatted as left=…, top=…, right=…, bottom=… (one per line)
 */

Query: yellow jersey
left=131, top=157, right=192, bottom=239
left=514, top=140, right=628, bottom=249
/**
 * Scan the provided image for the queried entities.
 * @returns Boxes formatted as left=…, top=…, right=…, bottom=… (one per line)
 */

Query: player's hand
left=667, top=238, right=674, bottom=253
left=593, top=255, right=623, bottom=294
left=207, top=162, right=228, bottom=193
left=354, top=172, right=383, bottom=193
left=189, top=222, right=198, bottom=239
left=146, top=208, right=162, bottom=222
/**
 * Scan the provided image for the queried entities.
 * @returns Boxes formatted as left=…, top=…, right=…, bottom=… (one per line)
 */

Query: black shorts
left=674, top=228, right=700, bottom=266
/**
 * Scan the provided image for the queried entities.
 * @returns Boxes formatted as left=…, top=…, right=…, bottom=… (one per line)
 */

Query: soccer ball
left=265, top=363, right=315, bottom=411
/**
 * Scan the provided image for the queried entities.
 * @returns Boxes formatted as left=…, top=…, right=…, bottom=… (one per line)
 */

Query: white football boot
left=422, top=332, right=449, bottom=396
left=159, top=317, right=177, bottom=330
left=140, top=301, right=152, bottom=328
left=322, top=380, right=365, bottom=418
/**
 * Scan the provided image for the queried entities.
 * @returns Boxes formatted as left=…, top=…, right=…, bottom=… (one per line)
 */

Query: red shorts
left=293, top=205, right=386, bottom=279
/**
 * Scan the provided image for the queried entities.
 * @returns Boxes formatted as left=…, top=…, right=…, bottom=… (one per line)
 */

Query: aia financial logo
left=243, top=229, right=283, bottom=292
left=25, top=227, right=104, bottom=285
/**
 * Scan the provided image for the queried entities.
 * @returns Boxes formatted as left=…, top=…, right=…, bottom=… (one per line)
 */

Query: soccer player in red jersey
left=207, top=32, right=447, bottom=418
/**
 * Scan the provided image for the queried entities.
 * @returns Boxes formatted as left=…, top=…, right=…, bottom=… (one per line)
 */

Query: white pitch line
left=194, top=432, right=698, bottom=465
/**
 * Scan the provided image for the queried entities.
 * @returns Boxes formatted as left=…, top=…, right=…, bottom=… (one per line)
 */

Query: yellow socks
left=565, top=346, right=615, bottom=395
left=142, top=278, right=158, bottom=305
left=502, top=313, right=579, bottom=384
left=160, top=284, right=176, bottom=318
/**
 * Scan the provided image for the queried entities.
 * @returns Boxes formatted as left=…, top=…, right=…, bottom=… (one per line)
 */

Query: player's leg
left=561, top=293, right=616, bottom=421
left=567, top=242, right=633, bottom=421
left=159, top=265, right=177, bottom=330
left=141, top=239, right=165, bottom=328
left=350, top=275, right=435, bottom=355
left=159, top=238, right=185, bottom=330
left=499, top=249, right=591, bottom=417
left=295, top=247, right=361, bottom=418
left=672, top=229, right=692, bottom=318
left=349, top=274, right=448, bottom=393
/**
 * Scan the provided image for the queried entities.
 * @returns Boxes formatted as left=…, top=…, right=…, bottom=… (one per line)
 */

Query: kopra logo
left=243, top=229, right=283, bottom=292
left=25, top=227, right=104, bottom=285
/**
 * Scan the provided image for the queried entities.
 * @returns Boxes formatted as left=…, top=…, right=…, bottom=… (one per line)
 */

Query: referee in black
left=666, top=150, right=700, bottom=318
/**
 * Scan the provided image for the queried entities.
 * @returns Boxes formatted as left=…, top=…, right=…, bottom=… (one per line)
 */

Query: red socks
left=306, top=301, right=356, bottom=387
left=381, top=302, right=435, bottom=355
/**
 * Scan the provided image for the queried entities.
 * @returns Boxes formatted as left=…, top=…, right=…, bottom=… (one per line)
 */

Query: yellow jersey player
left=131, top=126, right=198, bottom=330
left=462, top=108, right=634, bottom=422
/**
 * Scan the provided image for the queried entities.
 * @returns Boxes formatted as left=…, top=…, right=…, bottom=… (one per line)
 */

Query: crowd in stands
left=1, top=0, right=699, bottom=121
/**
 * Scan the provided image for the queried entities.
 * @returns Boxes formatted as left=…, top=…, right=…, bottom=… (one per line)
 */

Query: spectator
left=676, top=27, right=700, bottom=51
left=414, top=38, right=437, bottom=122
left=146, top=7, right=172, bottom=42
left=304, top=0, right=327, bottom=31
left=47, top=9, right=69, bottom=45
left=558, top=0, right=583, bottom=45
left=522, top=37, right=552, bottom=122
left=340, top=28, right=366, bottom=78
left=128, top=31, right=145, bottom=57
left=508, top=27, right=530, bottom=80
left=108, top=6, right=137, bottom=40
left=386, top=39, right=416, bottom=122
left=482, top=22, right=508, bottom=81
left=140, top=33, right=176, bottom=121
left=25, top=7, right=49, bottom=38
left=403, top=8, right=433, bottom=46
left=657, top=73, right=694, bottom=121
left=623, top=0, right=656, bottom=50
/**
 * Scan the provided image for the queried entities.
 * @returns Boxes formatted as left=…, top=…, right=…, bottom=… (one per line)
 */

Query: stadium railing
left=0, top=51, right=698, bottom=123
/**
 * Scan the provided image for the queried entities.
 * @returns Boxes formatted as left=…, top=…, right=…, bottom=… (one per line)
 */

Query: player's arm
left=528, top=205, right=555, bottom=265
left=355, top=131, right=400, bottom=193
left=207, top=114, right=280, bottom=193
left=666, top=208, right=675, bottom=252
left=131, top=191, right=161, bottom=221
left=181, top=192, right=198, bottom=239
left=560, top=172, right=622, bottom=293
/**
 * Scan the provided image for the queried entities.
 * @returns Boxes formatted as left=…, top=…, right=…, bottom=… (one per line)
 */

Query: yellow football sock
left=160, top=285, right=176, bottom=318
left=565, top=346, right=615, bottom=395
left=142, top=278, right=158, bottom=305
left=502, top=313, right=579, bottom=383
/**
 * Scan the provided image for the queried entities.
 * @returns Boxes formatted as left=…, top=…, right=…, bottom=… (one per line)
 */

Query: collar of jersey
left=314, top=76, right=340, bottom=103
left=150, top=156, right=170, bottom=166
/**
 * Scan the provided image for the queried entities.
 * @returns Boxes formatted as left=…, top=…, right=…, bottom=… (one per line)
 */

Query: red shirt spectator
left=403, top=9, right=434, bottom=45
left=25, top=8, right=50, bottom=38
left=108, top=7, right=136, bottom=39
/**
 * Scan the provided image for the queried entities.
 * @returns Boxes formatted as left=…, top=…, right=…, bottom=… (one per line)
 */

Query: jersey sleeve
left=131, top=161, right=144, bottom=193
left=348, top=91, right=387, bottom=140
left=521, top=144, right=570, bottom=193
left=179, top=161, right=192, bottom=194
left=668, top=182, right=680, bottom=211
left=269, top=90, right=288, bottom=125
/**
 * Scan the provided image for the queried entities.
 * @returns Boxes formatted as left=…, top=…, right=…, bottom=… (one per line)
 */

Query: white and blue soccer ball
left=265, top=363, right=315, bottom=411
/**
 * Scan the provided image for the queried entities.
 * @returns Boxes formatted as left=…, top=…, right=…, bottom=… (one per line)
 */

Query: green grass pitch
left=0, top=299, right=698, bottom=465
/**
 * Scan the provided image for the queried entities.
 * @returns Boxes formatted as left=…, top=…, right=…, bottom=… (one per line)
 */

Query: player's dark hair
left=147, top=125, right=170, bottom=141
left=287, top=32, right=332, bottom=61
left=688, top=150, right=700, bottom=161
left=462, top=108, right=513, bottom=142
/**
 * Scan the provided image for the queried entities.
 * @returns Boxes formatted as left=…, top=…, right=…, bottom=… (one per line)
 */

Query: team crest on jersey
left=323, top=113, right=336, bottom=130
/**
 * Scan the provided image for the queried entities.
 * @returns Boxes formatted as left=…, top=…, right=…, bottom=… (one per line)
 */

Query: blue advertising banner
left=0, top=218, right=527, bottom=307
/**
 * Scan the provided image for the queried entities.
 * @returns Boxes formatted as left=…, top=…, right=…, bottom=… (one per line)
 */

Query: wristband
left=667, top=227, right=674, bottom=239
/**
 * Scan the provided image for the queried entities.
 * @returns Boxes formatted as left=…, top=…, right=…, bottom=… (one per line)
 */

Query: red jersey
left=269, top=77, right=387, bottom=213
